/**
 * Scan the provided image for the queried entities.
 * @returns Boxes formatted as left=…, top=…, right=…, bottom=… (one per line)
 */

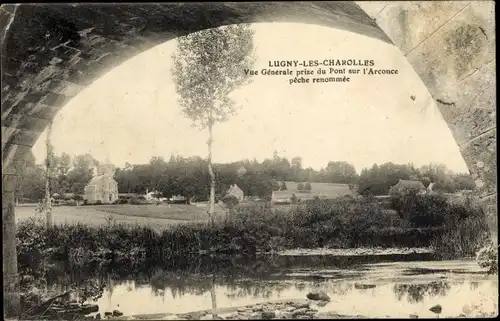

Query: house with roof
left=226, top=184, right=244, bottom=201
left=84, top=163, right=119, bottom=204
left=389, top=179, right=426, bottom=194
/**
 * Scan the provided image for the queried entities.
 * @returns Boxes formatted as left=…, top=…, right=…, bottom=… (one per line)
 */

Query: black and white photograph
left=1, top=2, right=497, bottom=320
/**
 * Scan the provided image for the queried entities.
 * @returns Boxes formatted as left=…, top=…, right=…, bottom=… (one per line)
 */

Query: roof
left=86, top=175, right=117, bottom=186
left=392, top=180, right=426, bottom=190
left=227, top=184, right=243, bottom=194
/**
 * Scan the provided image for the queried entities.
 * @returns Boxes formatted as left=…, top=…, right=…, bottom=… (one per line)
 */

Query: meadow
left=16, top=192, right=490, bottom=271
left=15, top=203, right=224, bottom=232
left=281, top=181, right=356, bottom=198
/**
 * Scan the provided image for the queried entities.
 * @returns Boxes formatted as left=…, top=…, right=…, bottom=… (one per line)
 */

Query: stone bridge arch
left=1, top=1, right=496, bottom=317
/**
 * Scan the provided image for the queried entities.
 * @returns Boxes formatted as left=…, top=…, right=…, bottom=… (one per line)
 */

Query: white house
left=144, top=189, right=162, bottom=202
left=84, top=163, right=119, bottom=204
left=226, top=184, right=244, bottom=201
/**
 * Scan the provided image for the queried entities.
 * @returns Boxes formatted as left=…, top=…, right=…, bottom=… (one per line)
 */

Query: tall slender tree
left=44, top=121, right=54, bottom=227
left=171, top=25, right=256, bottom=221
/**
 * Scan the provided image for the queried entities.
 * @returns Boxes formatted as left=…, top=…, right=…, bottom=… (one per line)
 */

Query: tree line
left=15, top=150, right=474, bottom=203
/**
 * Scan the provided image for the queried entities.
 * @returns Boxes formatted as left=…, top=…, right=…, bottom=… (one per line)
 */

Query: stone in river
left=104, top=312, right=113, bottom=317
left=316, top=301, right=328, bottom=307
left=81, top=304, right=99, bottom=314
left=429, top=304, right=442, bottom=315
left=252, top=305, right=264, bottom=312
left=262, top=311, right=276, bottom=319
left=409, top=314, right=419, bottom=319
left=113, top=310, right=124, bottom=317
left=354, top=283, right=376, bottom=290
left=292, top=308, right=308, bottom=317
left=306, top=291, right=331, bottom=301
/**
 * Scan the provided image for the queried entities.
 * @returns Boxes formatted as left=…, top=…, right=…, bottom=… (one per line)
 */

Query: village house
left=390, top=179, right=426, bottom=194
left=143, top=189, right=164, bottom=202
left=84, top=163, right=119, bottom=204
left=226, top=184, right=244, bottom=201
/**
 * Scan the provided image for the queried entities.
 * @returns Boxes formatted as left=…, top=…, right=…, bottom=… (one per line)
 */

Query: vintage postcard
left=1, top=1, right=497, bottom=320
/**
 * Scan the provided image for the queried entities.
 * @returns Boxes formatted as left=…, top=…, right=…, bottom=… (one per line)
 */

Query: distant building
left=226, top=184, right=244, bottom=201
left=84, top=163, right=119, bottom=204
left=170, top=195, right=187, bottom=202
left=390, top=179, right=426, bottom=194
left=144, top=189, right=162, bottom=202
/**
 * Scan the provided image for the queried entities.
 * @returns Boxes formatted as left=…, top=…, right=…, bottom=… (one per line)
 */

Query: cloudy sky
left=32, top=22, right=469, bottom=173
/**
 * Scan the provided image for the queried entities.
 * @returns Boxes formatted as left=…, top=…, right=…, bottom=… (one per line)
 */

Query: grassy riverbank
left=17, top=194, right=488, bottom=270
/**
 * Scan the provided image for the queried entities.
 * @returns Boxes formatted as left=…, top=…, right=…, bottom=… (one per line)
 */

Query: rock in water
left=316, top=301, right=329, bottom=307
left=429, top=305, right=442, bottom=314
left=306, top=291, right=331, bottom=301
left=113, top=310, right=124, bottom=317
left=81, top=304, right=99, bottom=314
left=261, top=311, right=276, bottom=319
left=409, top=314, right=419, bottom=319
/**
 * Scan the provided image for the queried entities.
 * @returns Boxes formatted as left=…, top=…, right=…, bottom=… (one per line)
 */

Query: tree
left=297, top=182, right=304, bottom=191
left=171, top=24, right=256, bottom=221
left=325, top=161, right=358, bottom=184
left=304, top=182, right=312, bottom=193
left=280, top=181, right=287, bottom=191
left=44, top=121, right=55, bottom=227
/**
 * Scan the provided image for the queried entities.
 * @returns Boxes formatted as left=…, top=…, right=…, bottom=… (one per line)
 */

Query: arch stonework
left=1, top=2, right=496, bottom=317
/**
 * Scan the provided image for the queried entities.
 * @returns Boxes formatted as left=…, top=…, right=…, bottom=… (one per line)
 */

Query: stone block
left=375, top=1, right=469, bottom=54
left=436, top=60, right=495, bottom=145
left=406, top=1, right=495, bottom=97
left=460, top=129, right=496, bottom=197
left=481, top=194, right=498, bottom=243
left=1, top=126, right=43, bottom=147
left=39, top=92, right=70, bottom=106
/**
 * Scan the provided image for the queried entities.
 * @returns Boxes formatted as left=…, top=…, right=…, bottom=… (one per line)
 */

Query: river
left=36, top=251, right=498, bottom=319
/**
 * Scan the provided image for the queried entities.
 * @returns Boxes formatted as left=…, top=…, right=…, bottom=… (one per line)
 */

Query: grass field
left=283, top=181, right=355, bottom=198
left=15, top=203, right=225, bottom=232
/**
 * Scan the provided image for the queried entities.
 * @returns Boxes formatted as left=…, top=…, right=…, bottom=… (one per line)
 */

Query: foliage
left=16, top=194, right=485, bottom=269
left=475, top=241, right=498, bottom=274
left=221, top=195, right=240, bottom=209
left=358, top=162, right=474, bottom=196
left=171, top=24, right=256, bottom=218
left=304, top=182, right=312, bottom=192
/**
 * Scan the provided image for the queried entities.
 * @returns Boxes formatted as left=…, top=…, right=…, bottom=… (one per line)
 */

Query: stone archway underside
left=1, top=1, right=497, bottom=316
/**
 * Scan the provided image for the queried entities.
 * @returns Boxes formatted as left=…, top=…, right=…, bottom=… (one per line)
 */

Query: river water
left=43, top=253, right=498, bottom=319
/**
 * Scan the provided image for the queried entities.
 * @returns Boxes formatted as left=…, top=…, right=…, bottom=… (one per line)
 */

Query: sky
left=32, top=22, right=469, bottom=173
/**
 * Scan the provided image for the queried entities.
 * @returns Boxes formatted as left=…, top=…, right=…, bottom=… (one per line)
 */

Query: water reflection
left=393, top=281, right=451, bottom=303
left=30, top=254, right=497, bottom=318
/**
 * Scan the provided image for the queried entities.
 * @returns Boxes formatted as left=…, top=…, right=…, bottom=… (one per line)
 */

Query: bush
left=16, top=196, right=487, bottom=269
left=222, top=195, right=239, bottom=209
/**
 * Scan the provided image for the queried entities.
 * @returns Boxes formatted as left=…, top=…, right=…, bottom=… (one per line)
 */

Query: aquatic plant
left=16, top=196, right=484, bottom=270
left=476, top=241, right=498, bottom=274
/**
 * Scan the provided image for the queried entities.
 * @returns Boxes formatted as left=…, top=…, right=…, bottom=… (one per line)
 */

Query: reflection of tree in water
left=393, top=281, right=451, bottom=303
left=224, top=281, right=289, bottom=300
left=469, top=282, right=480, bottom=291
left=35, top=254, right=382, bottom=305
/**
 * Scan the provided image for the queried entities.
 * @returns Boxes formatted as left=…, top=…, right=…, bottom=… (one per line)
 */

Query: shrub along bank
left=17, top=193, right=488, bottom=272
